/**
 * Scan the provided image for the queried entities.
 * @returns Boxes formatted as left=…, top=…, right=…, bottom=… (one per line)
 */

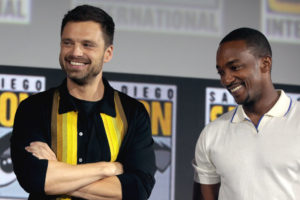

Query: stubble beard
left=60, top=61, right=102, bottom=86
left=69, top=67, right=101, bottom=86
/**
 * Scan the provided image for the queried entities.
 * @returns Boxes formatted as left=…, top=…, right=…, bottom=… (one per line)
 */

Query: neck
left=67, top=74, right=104, bottom=102
left=243, top=84, right=279, bottom=125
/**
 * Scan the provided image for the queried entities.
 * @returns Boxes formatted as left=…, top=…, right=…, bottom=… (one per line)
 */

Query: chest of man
left=209, top=114, right=300, bottom=199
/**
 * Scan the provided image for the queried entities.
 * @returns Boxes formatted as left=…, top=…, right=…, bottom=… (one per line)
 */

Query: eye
left=83, top=43, right=91, bottom=47
left=83, top=42, right=95, bottom=48
left=231, top=65, right=241, bottom=71
left=61, top=39, right=73, bottom=46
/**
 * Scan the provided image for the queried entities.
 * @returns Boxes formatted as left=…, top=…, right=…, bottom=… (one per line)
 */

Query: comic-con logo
left=110, top=81, right=177, bottom=200
left=0, top=74, right=45, bottom=127
left=0, top=74, right=45, bottom=188
left=205, top=87, right=236, bottom=124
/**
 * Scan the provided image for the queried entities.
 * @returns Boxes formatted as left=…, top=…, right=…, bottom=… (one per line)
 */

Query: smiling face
left=216, top=40, right=267, bottom=106
left=59, top=21, right=113, bottom=85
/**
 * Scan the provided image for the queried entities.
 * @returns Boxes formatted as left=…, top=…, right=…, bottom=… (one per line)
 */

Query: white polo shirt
left=193, top=90, right=300, bottom=200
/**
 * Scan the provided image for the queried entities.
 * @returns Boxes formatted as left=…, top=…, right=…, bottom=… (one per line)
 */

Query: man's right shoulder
left=196, top=108, right=237, bottom=147
left=19, top=87, right=56, bottom=108
left=201, top=108, right=237, bottom=137
left=207, top=107, right=237, bottom=127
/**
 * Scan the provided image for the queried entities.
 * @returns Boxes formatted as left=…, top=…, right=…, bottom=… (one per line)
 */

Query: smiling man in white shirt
left=193, top=27, right=300, bottom=200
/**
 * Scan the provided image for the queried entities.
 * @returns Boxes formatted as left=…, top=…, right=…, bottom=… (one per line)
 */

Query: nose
left=71, top=44, right=83, bottom=57
left=221, top=71, right=235, bottom=86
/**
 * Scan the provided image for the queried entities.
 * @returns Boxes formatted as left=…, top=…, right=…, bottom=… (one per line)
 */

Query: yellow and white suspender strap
left=51, top=89, right=78, bottom=165
left=51, top=90, right=127, bottom=199
left=101, top=91, right=128, bottom=161
left=51, top=90, right=77, bottom=200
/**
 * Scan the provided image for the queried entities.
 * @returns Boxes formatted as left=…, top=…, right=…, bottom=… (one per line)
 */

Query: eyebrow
left=61, top=38, right=73, bottom=43
left=218, top=59, right=240, bottom=68
left=216, top=59, right=241, bottom=71
left=61, top=38, right=97, bottom=45
left=226, top=59, right=239, bottom=66
left=61, top=38, right=71, bottom=41
left=83, top=40, right=97, bottom=44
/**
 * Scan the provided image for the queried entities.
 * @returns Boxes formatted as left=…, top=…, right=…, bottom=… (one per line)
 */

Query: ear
left=260, top=56, right=272, bottom=74
left=103, top=45, right=114, bottom=63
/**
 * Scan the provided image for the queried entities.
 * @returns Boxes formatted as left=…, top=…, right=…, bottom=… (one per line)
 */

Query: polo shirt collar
left=231, top=90, right=292, bottom=123
left=58, top=78, right=116, bottom=117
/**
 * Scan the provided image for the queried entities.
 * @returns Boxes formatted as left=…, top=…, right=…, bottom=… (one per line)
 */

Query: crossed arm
left=25, top=141, right=123, bottom=199
left=12, top=98, right=156, bottom=199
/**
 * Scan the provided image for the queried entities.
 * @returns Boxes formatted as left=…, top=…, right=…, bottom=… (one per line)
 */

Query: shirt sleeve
left=117, top=102, right=156, bottom=200
left=193, top=127, right=220, bottom=185
left=10, top=96, right=49, bottom=194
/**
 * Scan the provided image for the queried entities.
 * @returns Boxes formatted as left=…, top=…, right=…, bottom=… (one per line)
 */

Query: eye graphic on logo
left=154, top=141, right=171, bottom=173
left=0, top=132, right=16, bottom=187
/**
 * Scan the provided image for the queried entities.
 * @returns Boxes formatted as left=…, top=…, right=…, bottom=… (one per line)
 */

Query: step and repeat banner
left=0, top=65, right=300, bottom=200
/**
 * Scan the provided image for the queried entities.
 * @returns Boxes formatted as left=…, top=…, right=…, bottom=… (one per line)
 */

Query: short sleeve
left=192, top=127, right=220, bottom=184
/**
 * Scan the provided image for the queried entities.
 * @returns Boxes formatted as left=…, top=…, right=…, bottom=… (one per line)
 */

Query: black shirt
left=71, top=96, right=110, bottom=164
left=10, top=78, right=156, bottom=200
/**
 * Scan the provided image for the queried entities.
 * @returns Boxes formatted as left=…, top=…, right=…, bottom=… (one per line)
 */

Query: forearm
left=196, top=183, right=220, bottom=200
left=45, top=160, right=121, bottom=195
left=24, top=141, right=123, bottom=195
left=69, top=176, right=122, bottom=200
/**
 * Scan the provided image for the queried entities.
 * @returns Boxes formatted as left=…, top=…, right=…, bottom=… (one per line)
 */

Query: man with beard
left=10, top=5, right=156, bottom=200
left=192, top=27, right=300, bottom=200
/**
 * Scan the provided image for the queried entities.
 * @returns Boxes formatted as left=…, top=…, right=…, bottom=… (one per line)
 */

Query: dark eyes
left=217, top=65, right=241, bottom=76
left=61, top=40, right=95, bottom=48
left=84, top=43, right=97, bottom=48
left=231, top=65, right=239, bottom=70
left=62, top=40, right=72, bottom=46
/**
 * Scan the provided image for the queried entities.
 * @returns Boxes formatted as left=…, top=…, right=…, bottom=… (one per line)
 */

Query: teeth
left=70, top=61, right=85, bottom=66
left=231, top=85, right=242, bottom=93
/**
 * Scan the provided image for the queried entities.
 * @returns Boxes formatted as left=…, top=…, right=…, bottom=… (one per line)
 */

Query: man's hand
left=25, top=141, right=57, bottom=161
left=110, top=161, right=123, bottom=176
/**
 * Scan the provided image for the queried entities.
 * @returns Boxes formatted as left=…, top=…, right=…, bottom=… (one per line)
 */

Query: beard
left=60, top=55, right=103, bottom=86
left=66, top=67, right=101, bottom=85
left=69, top=73, right=93, bottom=86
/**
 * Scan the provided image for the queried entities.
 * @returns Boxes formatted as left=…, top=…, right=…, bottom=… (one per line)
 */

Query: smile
left=230, top=85, right=242, bottom=93
left=70, top=61, right=86, bottom=66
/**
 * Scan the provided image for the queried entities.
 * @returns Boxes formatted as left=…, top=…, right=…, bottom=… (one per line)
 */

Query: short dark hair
left=220, top=27, right=272, bottom=58
left=61, top=5, right=115, bottom=47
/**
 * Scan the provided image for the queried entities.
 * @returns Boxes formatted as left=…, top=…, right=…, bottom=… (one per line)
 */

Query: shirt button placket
left=78, top=131, right=84, bottom=164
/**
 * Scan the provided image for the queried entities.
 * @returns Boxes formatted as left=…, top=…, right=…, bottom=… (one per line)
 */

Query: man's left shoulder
left=115, top=89, right=140, bottom=103
left=115, top=89, right=145, bottom=111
